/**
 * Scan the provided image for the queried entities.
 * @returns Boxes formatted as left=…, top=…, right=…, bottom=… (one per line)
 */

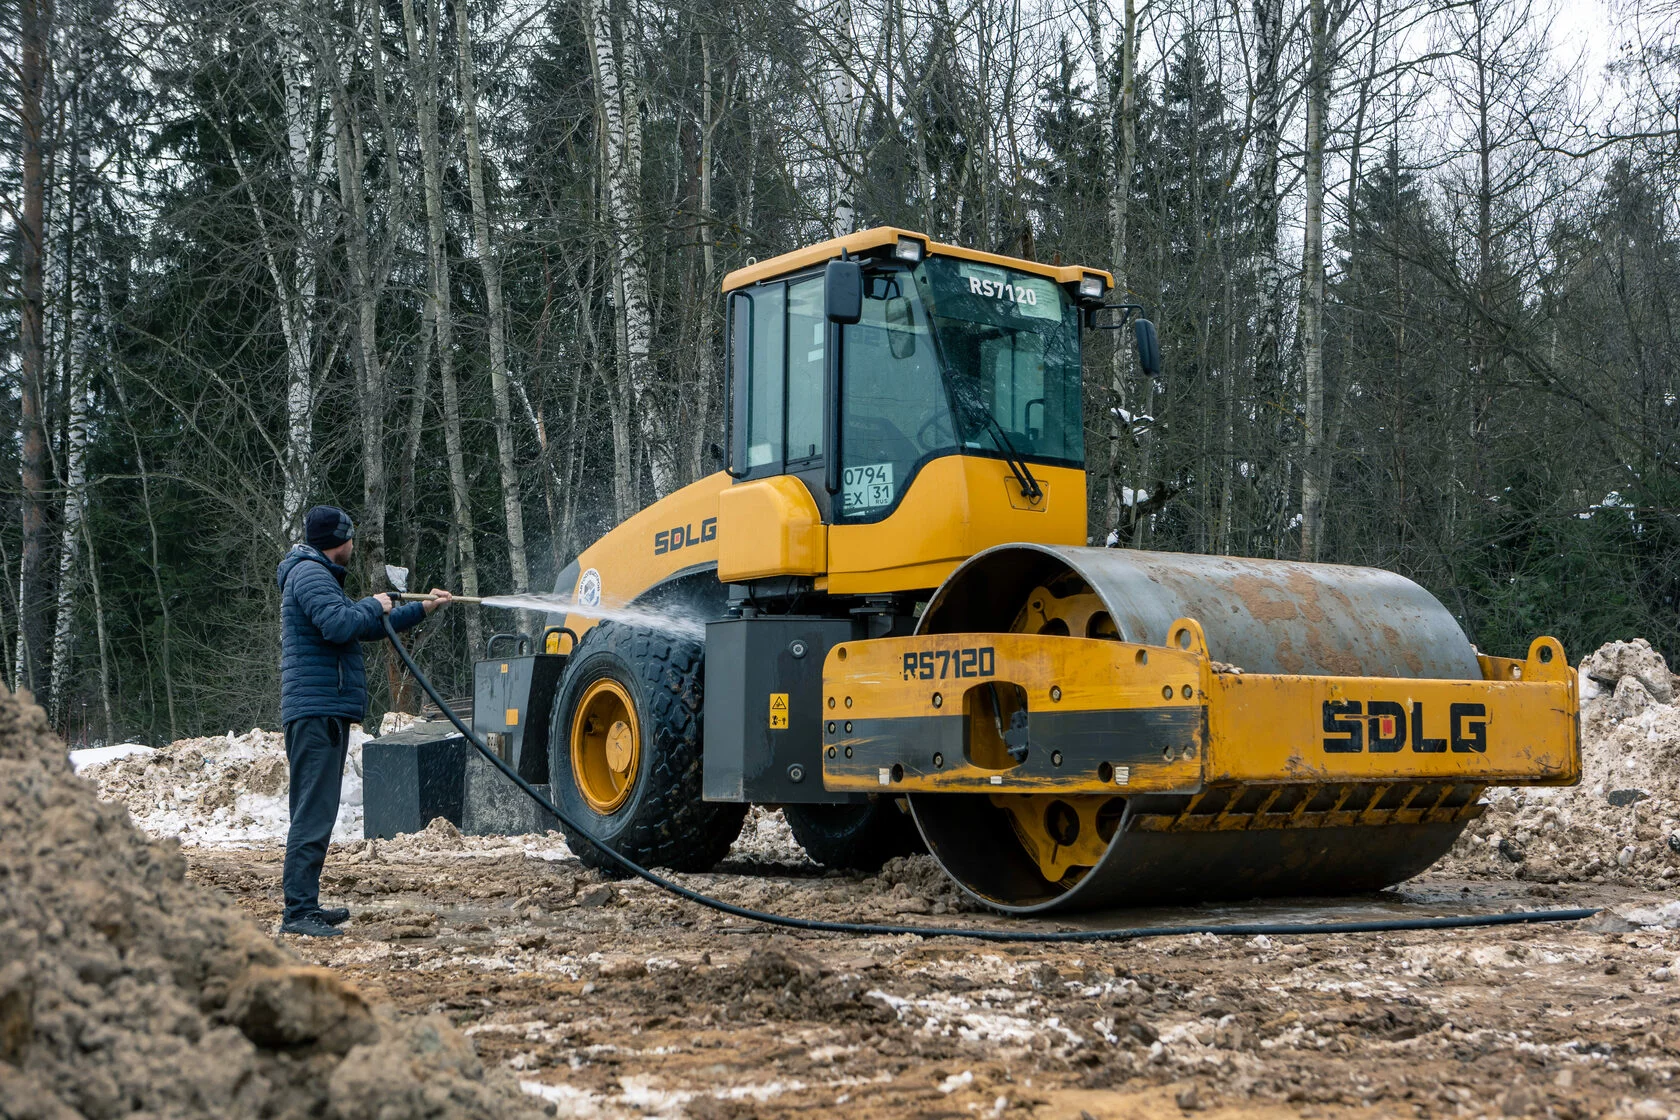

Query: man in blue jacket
left=276, top=504, right=452, bottom=937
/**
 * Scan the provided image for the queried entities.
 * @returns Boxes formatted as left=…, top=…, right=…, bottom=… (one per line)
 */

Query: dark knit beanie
left=305, top=505, right=354, bottom=550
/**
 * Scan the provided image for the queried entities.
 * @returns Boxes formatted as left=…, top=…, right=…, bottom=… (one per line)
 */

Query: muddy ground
left=185, top=838, right=1680, bottom=1120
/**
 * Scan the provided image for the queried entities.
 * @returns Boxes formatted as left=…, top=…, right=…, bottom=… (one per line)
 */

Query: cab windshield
left=838, top=255, right=1083, bottom=519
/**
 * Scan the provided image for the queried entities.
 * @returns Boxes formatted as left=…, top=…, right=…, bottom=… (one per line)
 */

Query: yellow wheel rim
left=570, top=678, right=641, bottom=814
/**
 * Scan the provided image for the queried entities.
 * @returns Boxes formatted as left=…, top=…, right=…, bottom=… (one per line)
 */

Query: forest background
left=3, top=0, right=1677, bottom=743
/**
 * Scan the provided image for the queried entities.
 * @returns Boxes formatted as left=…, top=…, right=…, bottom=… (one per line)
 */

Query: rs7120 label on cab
left=902, top=647, right=996, bottom=681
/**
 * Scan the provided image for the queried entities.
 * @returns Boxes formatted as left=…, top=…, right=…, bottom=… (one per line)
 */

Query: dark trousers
left=283, top=715, right=350, bottom=923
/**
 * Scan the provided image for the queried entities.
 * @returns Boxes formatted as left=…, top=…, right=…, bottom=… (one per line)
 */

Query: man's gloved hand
left=421, top=588, right=454, bottom=616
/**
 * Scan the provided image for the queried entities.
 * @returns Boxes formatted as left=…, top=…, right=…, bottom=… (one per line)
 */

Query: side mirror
left=1134, top=318, right=1161, bottom=377
left=825, top=260, right=863, bottom=324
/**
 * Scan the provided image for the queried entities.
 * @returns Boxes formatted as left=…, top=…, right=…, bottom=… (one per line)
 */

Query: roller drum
left=916, top=544, right=1480, bottom=679
left=908, top=544, right=1482, bottom=913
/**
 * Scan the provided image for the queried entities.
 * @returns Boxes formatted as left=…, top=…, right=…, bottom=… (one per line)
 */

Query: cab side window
left=785, top=277, right=825, bottom=464
left=745, top=284, right=786, bottom=468
left=734, top=275, right=827, bottom=474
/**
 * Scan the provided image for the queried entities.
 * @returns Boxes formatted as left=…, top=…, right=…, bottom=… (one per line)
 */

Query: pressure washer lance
left=391, top=591, right=486, bottom=605
left=380, top=614, right=1601, bottom=944
left=383, top=564, right=487, bottom=604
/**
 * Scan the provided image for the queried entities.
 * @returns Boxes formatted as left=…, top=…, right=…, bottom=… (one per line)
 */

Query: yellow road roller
left=476, top=227, right=1579, bottom=913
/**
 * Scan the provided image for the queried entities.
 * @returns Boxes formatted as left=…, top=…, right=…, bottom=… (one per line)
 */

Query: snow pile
left=337, top=818, right=574, bottom=864
left=79, top=718, right=811, bottom=861
left=727, top=806, right=807, bottom=865
left=78, top=726, right=368, bottom=847
left=330, top=807, right=804, bottom=866
left=68, top=742, right=155, bottom=772
left=1435, top=638, right=1680, bottom=887
left=0, top=683, right=547, bottom=1120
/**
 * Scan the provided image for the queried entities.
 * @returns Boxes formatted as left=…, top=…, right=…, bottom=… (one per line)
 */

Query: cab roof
left=720, top=227, right=1114, bottom=294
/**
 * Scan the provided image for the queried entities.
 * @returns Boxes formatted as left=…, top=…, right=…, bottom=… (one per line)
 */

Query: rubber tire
left=784, top=798, right=926, bottom=872
left=549, top=622, right=746, bottom=875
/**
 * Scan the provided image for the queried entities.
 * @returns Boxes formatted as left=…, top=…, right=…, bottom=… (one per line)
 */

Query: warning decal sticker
left=769, top=692, right=789, bottom=730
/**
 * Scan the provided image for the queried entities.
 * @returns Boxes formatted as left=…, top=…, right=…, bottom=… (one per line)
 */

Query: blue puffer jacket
left=277, top=545, right=426, bottom=725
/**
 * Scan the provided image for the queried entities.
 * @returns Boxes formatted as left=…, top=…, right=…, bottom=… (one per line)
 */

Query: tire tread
left=551, top=622, right=746, bottom=874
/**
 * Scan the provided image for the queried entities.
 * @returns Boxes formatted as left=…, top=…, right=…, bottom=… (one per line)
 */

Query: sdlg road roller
left=470, top=227, right=1580, bottom=913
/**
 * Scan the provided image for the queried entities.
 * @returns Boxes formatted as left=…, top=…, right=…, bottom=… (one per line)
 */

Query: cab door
left=728, top=272, right=833, bottom=520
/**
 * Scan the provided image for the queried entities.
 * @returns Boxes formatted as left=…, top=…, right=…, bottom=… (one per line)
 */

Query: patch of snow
left=939, top=1070, right=975, bottom=1093
left=1617, top=901, right=1680, bottom=929
left=521, top=1074, right=802, bottom=1118
left=69, top=743, right=155, bottom=773
left=520, top=1080, right=610, bottom=1117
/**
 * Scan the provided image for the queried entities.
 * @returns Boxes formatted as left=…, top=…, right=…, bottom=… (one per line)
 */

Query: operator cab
left=724, top=229, right=1122, bottom=527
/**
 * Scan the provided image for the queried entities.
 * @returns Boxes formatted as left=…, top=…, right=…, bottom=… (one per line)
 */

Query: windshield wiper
left=924, top=323, right=1044, bottom=502
left=979, top=412, right=1044, bottom=501
left=946, top=380, right=1041, bottom=500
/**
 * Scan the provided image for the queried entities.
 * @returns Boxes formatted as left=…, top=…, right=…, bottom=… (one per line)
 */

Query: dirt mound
left=1579, top=637, right=1677, bottom=703
left=1434, top=639, right=1680, bottom=889
left=646, top=943, right=896, bottom=1026
left=0, top=685, right=548, bottom=1120
left=879, top=854, right=983, bottom=914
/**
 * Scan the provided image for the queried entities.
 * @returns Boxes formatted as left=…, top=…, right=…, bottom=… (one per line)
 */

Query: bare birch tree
left=320, top=0, right=390, bottom=584
left=822, top=0, right=862, bottom=236
left=1251, top=0, right=1288, bottom=406
left=587, top=0, right=668, bottom=515
left=13, top=0, right=52, bottom=697
left=1298, top=0, right=1329, bottom=559
left=457, top=0, right=531, bottom=604
left=275, top=7, right=329, bottom=546
left=401, top=0, right=483, bottom=653
left=1089, top=0, right=1140, bottom=543
left=47, top=122, right=94, bottom=725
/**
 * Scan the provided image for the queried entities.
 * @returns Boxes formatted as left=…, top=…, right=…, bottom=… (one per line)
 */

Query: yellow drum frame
left=819, top=544, right=1582, bottom=912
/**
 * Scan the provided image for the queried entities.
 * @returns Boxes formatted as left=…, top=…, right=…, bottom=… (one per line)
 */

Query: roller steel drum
left=907, top=544, right=1483, bottom=913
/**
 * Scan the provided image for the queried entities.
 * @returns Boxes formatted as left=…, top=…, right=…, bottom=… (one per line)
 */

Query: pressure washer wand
left=383, top=565, right=488, bottom=605
left=391, top=591, right=485, bottom=605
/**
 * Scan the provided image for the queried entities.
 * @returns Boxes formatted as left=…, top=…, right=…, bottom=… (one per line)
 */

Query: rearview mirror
left=825, top=260, right=862, bottom=324
left=1134, top=318, right=1161, bottom=377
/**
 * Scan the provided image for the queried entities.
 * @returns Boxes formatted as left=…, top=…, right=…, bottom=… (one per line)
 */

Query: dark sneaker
left=315, top=907, right=351, bottom=926
left=280, top=915, right=344, bottom=938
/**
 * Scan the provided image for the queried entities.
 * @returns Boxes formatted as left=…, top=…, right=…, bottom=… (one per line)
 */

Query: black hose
left=384, top=616, right=1597, bottom=943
